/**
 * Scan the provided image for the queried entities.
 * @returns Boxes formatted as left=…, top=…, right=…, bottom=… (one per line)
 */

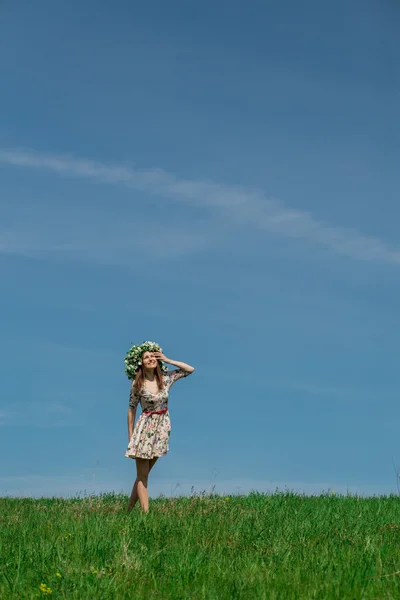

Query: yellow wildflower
left=56, top=572, right=62, bottom=578
left=39, top=583, right=52, bottom=595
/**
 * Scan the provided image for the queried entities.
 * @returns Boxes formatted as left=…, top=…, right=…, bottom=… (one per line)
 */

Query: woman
left=124, top=342, right=194, bottom=512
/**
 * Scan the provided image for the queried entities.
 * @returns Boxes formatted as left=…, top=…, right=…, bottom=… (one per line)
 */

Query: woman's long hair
left=134, top=361, right=165, bottom=394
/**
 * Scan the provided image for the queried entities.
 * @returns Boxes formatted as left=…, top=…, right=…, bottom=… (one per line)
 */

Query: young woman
left=125, top=343, right=194, bottom=512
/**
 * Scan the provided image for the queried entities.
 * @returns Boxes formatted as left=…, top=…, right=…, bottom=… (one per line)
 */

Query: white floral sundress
left=125, top=369, right=191, bottom=460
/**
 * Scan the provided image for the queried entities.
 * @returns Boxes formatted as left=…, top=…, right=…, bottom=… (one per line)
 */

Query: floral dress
left=125, top=369, right=191, bottom=460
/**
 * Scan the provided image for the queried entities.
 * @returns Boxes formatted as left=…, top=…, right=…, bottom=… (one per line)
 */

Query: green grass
left=2, top=491, right=400, bottom=599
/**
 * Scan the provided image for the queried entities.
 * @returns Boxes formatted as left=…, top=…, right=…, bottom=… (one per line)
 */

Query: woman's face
left=142, top=351, right=157, bottom=370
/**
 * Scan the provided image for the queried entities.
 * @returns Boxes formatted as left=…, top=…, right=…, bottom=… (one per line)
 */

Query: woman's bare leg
left=127, top=457, right=159, bottom=512
left=135, top=458, right=150, bottom=512
left=127, top=479, right=139, bottom=512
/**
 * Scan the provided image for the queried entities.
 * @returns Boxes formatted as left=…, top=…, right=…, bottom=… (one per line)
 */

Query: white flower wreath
left=124, top=340, right=168, bottom=380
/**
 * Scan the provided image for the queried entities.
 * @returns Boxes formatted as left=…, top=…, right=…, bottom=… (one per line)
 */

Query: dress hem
left=125, top=452, right=167, bottom=460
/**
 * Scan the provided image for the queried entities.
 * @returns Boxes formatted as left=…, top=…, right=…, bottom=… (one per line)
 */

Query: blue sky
left=1, top=0, right=400, bottom=498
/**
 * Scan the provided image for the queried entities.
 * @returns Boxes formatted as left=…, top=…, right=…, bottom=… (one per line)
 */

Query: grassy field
left=1, top=491, right=400, bottom=599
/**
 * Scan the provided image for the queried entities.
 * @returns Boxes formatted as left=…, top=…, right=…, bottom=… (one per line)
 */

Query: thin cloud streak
left=1, top=148, right=399, bottom=265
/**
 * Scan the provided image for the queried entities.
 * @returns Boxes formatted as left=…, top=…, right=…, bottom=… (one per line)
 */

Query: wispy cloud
left=1, top=147, right=399, bottom=265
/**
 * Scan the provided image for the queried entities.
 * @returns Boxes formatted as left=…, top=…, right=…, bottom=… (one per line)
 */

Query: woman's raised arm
left=153, top=352, right=195, bottom=374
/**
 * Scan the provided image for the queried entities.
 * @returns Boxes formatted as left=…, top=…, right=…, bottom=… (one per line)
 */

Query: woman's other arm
left=127, top=381, right=139, bottom=441
left=127, top=407, right=136, bottom=442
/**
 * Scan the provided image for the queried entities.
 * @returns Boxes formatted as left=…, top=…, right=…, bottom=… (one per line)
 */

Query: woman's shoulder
left=131, top=382, right=145, bottom=397
left=163, top=370, right=177, bottom=383
left=164, top=369, right=183, bottom=378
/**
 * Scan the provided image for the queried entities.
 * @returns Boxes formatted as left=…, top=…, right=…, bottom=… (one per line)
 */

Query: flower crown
left=124, top=340, right=168, bottom=380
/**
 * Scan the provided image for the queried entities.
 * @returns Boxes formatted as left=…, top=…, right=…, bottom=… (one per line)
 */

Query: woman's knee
left=137, top=471, right=149, bottom=484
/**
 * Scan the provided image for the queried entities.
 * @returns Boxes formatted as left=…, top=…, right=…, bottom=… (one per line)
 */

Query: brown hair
left=134, top=360, right=165, bottom=394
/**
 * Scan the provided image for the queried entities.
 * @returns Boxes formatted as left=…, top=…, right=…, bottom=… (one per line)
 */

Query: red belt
left=143, top=408, right=168, bottom=416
